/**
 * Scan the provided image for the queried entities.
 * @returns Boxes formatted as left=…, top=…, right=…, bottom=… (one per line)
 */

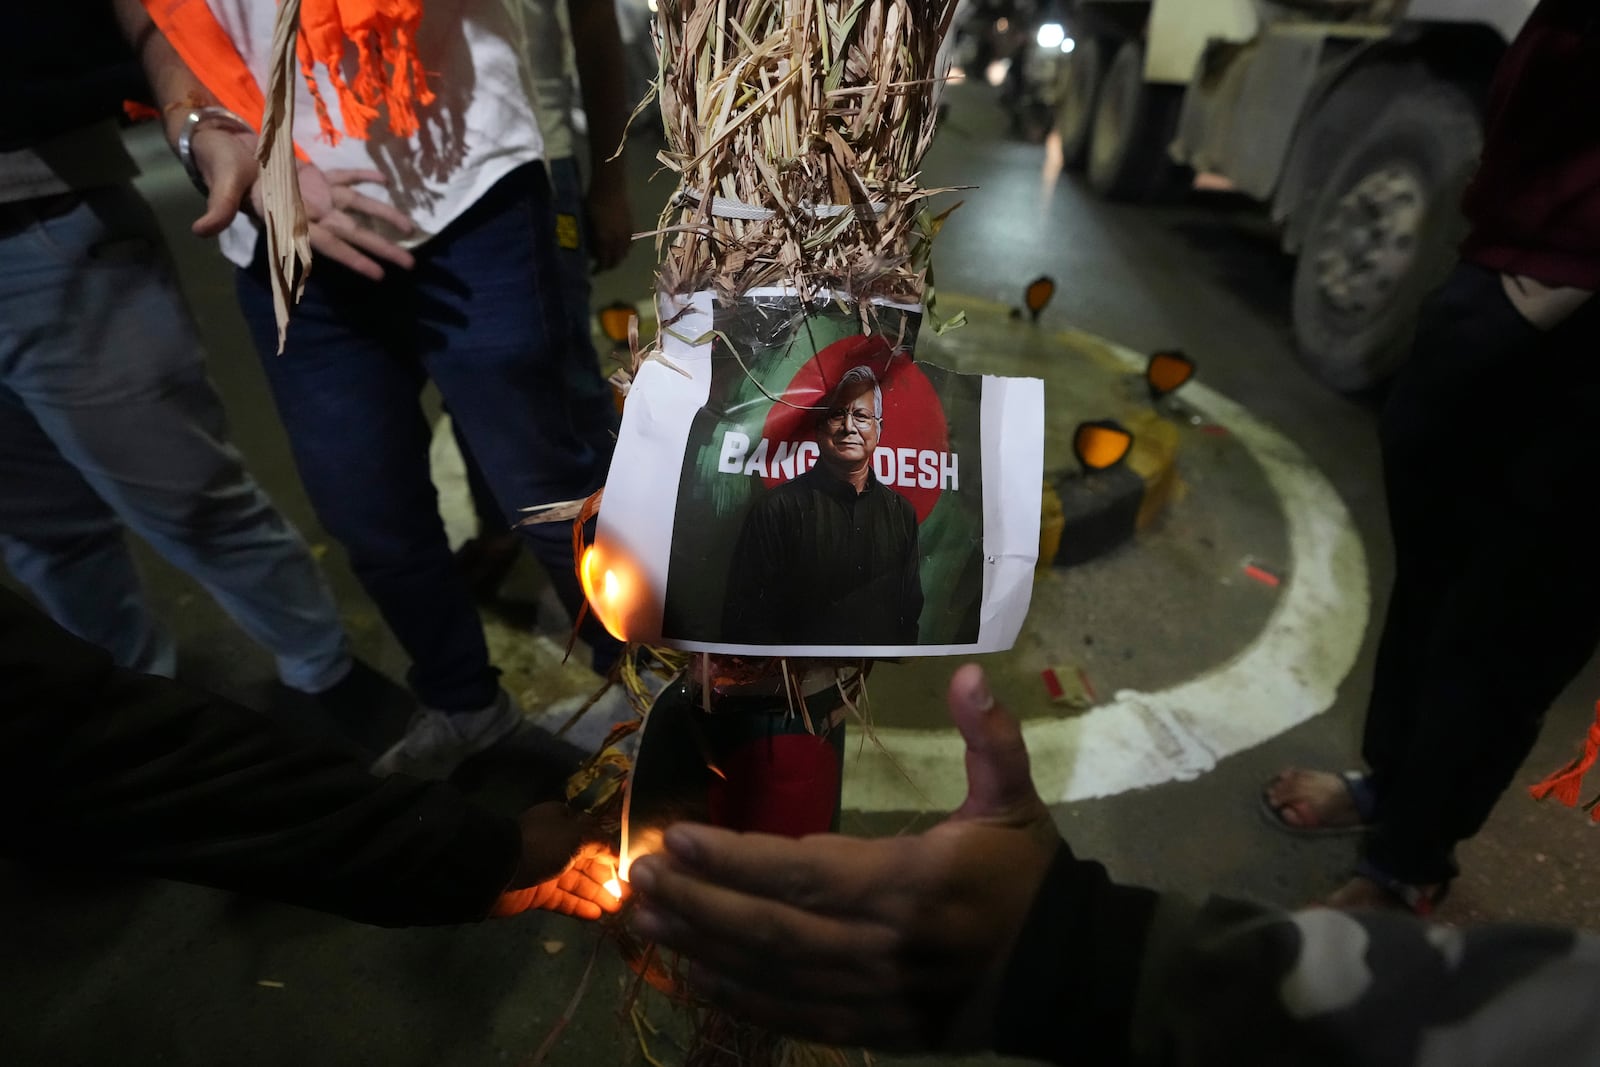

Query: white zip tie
left=673, top=189, right=888, bottom=222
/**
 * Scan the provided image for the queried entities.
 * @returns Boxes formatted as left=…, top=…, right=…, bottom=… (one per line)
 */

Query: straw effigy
left=594, top=0, right=964, bottom=738
left=648, top=0, right=961, bottom=310
left=586, top=3, right=961, bottom=1064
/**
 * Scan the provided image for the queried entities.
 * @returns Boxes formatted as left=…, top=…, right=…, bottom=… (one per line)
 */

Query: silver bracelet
left=176, top=106, right=254, bottom=194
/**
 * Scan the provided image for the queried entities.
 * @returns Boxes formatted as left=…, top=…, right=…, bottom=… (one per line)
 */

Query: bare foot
left=1261, top=768, right=1367, bottom=832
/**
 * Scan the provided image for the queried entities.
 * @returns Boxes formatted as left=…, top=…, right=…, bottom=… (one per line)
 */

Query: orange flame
left=579, top=544, right=635, bottom=641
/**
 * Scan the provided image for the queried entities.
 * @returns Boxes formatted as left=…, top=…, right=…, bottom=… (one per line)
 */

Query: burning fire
left=618, top=826, right=663, bottom=891
left=603, top=855, right=631, bottom=901
left=579, top=544, right=635, bottom=641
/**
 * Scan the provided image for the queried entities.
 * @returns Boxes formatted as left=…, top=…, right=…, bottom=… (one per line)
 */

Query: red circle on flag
left=756, top=334, right=949, bottom=522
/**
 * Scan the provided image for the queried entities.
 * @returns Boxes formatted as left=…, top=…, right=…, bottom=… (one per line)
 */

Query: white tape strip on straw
left=674, top=189, right=888, bottom=222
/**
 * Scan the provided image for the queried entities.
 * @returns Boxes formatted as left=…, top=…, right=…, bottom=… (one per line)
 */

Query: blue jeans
left=455, top=156, right=620, bottom=532
left=236, top=163, right=617, bottom=711
left=0, top=184, right=349, bottom=691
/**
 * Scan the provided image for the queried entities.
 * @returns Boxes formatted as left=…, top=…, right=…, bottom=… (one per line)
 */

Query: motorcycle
left=954, top=0, right=1076, bottom=142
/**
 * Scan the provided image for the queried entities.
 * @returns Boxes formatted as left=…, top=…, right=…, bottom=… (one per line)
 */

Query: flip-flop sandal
left=1352, top=858, right=1450, bottom=918
left=1259, top=769, right=1378, bottom=837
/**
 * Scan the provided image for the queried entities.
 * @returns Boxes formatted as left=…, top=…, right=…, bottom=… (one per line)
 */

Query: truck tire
left=1054, top=36, right=1105, bottom=170
left=1290, top=75, right=1482, bottom=392
left=1086, top=40, right=1186, bottom=201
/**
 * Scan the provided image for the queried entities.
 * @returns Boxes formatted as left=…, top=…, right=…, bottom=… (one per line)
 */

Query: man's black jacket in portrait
left=722, top=464, right=923, bottom=646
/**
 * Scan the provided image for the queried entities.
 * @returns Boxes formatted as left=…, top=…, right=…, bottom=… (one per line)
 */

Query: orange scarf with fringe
left=141, top=0, right=434, bottom=143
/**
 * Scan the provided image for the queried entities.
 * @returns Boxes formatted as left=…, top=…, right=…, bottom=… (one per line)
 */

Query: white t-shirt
left=208, top=0, right=544, bottom=267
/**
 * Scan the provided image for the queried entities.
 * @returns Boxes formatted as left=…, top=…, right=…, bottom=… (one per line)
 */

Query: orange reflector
left=598, top=301, right=637, bottom=344
left=1024, top=275, right=1057, bottom=320
left=1146, top=350, right=1195, bottom=398
left=1073, top=420, right=1133, bottom=472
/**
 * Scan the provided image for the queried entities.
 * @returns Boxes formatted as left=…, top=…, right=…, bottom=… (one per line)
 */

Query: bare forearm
left=110, top=0, right=220, bottom=146
left=566, top=0, right=630, bottom=184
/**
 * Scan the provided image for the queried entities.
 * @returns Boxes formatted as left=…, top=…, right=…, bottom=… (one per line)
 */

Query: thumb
left=191, top=174, right=249, bottom=236
left=948, top=664, right=1043, bottom=822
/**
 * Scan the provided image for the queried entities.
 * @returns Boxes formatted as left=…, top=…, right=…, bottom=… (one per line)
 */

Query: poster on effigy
left=589, top=288, right=1043, bottom=657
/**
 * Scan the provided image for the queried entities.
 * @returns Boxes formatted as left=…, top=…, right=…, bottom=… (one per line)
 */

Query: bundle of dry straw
left=650, top=0, right=961, bottom=306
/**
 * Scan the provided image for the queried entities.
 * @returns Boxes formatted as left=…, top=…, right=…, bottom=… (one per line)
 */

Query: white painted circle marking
left=841, top=338, right=1370, bottom=812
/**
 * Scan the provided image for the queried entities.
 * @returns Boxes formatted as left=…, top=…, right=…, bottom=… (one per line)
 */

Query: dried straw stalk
left=257, top=0, right=312, bottom=354
left=651, top=0, right=961, bottom=306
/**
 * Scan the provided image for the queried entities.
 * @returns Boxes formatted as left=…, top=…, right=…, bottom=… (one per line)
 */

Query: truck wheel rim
left=1312, top=164, right=1427, bottom=317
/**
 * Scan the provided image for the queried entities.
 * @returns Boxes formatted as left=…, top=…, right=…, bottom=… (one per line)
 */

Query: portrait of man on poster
left=721, top=365, right=924, bottom=646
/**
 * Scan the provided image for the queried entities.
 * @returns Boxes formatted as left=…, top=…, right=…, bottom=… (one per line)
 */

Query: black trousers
left=1363, top=263, right=1600, bottom=884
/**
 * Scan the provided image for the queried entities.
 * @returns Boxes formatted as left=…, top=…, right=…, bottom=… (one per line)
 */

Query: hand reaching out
left=289, top=163, right=418, bottom=278
left=627, top=665, right=1061, bottom=1052
left=187, top=126, right=418, bottom=280
left=492, top=802, right=625, bottom=922
left=185, top=125, right=258, bottom=238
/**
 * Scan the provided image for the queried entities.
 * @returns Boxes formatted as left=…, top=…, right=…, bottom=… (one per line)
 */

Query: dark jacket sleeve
left=0, top=588, right=520, bottom=927
left=993, top=841, right=1600, bottom=1066
left=993, top=843, right=1161, bottom=1065
left=1127, top=896, right=1594, bottom=1066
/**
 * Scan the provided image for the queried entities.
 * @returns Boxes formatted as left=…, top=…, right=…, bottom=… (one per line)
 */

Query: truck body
left=1049, top=0, right=1536, bottom=390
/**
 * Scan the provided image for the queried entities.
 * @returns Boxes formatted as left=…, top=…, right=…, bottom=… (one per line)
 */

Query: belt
left=0, top=192, right=85, bottom=238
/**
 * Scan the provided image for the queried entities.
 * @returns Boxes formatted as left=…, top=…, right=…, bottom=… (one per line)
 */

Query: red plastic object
left=1243, top=562, right=1281, bottom=587
left=707, top=733, right=841, bottom=837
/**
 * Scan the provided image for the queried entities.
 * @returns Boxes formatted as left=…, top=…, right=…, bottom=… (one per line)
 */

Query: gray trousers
left=0, top=183, right=348, bottom=691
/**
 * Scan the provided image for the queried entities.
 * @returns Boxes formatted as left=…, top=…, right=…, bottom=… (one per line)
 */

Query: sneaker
left=371, top=689, right=526, bottom=780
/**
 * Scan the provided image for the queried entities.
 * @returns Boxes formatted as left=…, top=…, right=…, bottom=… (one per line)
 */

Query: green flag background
left=662, top=295, right=985, bottom=647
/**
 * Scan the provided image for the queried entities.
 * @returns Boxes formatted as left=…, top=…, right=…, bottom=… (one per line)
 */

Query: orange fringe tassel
left=1529, top=701, right=1600, bottom=821
left=299, top=0, right=429, bottom=143
left=123, top=100, right=161, bottom=123
left=142, top=0, right=431, bottom=147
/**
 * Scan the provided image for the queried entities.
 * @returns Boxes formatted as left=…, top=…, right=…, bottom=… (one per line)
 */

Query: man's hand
left=188, top=127, right=418, bottom=280
left=186, top=125, right=260, bottom=238
left=628, top=665, right=1060, bottom=1052
left=584, top=164, right=634, bottom=272
left=492, top=802, right=625, bottom=921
